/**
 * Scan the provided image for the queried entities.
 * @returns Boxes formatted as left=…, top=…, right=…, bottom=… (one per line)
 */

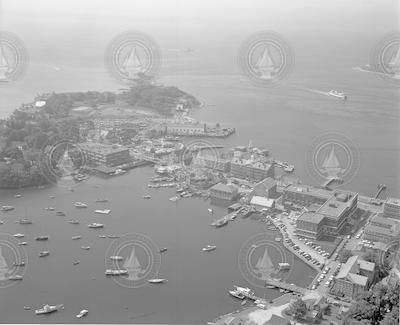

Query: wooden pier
left=264, top=278, right=307, bottom=295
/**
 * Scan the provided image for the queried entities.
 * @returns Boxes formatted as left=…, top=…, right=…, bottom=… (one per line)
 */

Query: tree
left=340, top=249, right=353, bottom=263
left=288, top=298, right=307, bottom=320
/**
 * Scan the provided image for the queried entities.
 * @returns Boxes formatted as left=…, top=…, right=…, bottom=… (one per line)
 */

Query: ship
left=328, top=90, right=347, bottom=101
left=17, top=242, right=27, bottom=246
left=105, top=269, right=128, bottom=276
left=123, top=247, right=143, bottom=280
left=109, top=256, right=124, bottom=261
left=95, top=199, right=108, bottom=203
left=123, top=45, right=144, bottom=80
left=13, top=233, right=24, bottom=238
left=143, top=195, right=152, bottom=199
left=35, top=304, right=63, bottom=315
left=148, top=278, right=167, bottom=284
left=1, top=205, right=14, bottom=211
left=68, top=220, right=80, bottom=224
left=255, top=247, right=276, bottom=279
left=278, top=262, right=291, bottom=271
left=88, top=223, right=104, bottom=229
left=44, top=207, right=55, bottom=211
left=71, top=236, right=81, bottom=240
left=229, top=290, right=245, bottom=299
left=159, top=247, right=168, bottom=253
left=56, top=211, right=66, bottom=216
left=13, top=261, right=25, bottom=267
left=81, top=246, right=90, bottom=250
left=9, top=275, right=23, bottom=280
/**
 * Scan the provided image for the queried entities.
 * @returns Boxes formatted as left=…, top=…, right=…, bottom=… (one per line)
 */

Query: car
left=346, top=235, right=351, bottom=239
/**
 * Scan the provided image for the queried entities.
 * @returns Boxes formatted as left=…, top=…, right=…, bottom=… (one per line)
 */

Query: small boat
left=49, top=196, right=56, bottom=199
left=9, top=275, right=23, bottom=280
left=328, top=89, right=347, bottom=101
left=148, top=278, right=167, bottom=283
left=73, top=260, right=80, bottom=265
left=107, top=234, right=120, bottom=239
left=72, top=236, right=82, bottom=240
left=76, top=309, right=88, bottom=318
left=81, top=246, right=90, bottom=250
left=208, top=208, right=213, bottom=213
left=0, top=220, right=3, bottom=224
left=74, top=202, right=88, bottom=208
left=17, top=242, right=27, bottom=246
left=14, top=194, right=22, bottom=198
left=39, top=251, right=50, bottom=257
left=159, top=247, right=168, bottom=253
left=13, top=233, right=24, bottom=238
left=169, top=196, right=180, bottom=202
left=109, top=256, right=124, bottom=261
left=229, top=290, right=245, bottom=299
left=275, top=237, right=282, bottom=242
left=35, top=236, right=49, bottom=241
left=105, top=269, right=128, bottom=276
left=95, top=199, right=108, bottom=203
left=278, top=262, right=291, bottom=271
left=88, top=223, right=104, bottom=229
left=202, top=245, right=217, bottom=252
left=94, top=209, right=111, bottom=215
left=212, top=219, right=228, bottom=228
left=265, top=285, right=276, bottom=289
left=68, top=220, right=80, bottom=224
left=13, top=261, right=25, bottom=267
left=35, top=304, right=63, bottom=315
left=1, top=205, right=14, bottom=211
left=98, top=235, right=107, bottom=238
left=44, top=207, right=55, bottom=211
left=17, top=219, right=33, bottom=224
left=23, top=306, right=31, bottom=310
left=56, top=211, right=66, bottom=216
left=143, top=195, right=152, bottom=199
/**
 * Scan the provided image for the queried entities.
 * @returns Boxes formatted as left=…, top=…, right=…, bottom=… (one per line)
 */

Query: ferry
left=148, top=278, right=167, bottom=284
left=143, top=195, right=152, bottom=199
left=13, top=233, right=24, bottom=238
left=95, top=199, right=108, bottom=203
left=105, top=269, right=128, bottom=276
left=74, top=202, right=88, bottom=208
left=202, top=245, right=217, bottom=252
left=76, top=309, right=88, bottom=318
left=159, top=247, right=168, bottom=253
left=95, top=209, right=111, bottom=215
left=72, top=236, right=81, bottom=240
left=35, top=304, right=63, bottom=315
left=229, top=290, right=245, bottom=299
left=9, top=275, right=23, bottom=280
left=39, top=251, right=50, bottom=257
left=68, top=220, right=80, bottom=224
left=35, top=236, right=49, bottom=241
left=328, top=90, right=347, bottom=101
left=1, top=205, right=14, bottom=211
left=88, top=223, right=104, bottom=229
left=17, top=219, right=33, bottom=224
left=109, top=256, right=124, bottom=261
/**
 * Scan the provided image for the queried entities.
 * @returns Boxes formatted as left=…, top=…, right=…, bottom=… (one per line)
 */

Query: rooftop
left=284, top=184, right=332, bottom=199
left=210, top=182, right=238, bottom=194
left=250, top=196, right=274, bottom=208
left=336, top=255, right=371, bottom=286
left=297, top=212, right=325, bottom=224
left=80, top=142, right=129, bottom=155
left=317, top=190, right=357, bottom=220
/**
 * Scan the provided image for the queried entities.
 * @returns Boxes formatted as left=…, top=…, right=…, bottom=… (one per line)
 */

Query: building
left=250, top=196, right=275, bottom=211
left=165, top=123, right=205, bottom=136
left=193, top=153, right=231, bottom=172
left=209, top=183, right=238, bottom=201
left=252, top=177, right=277, bottom=198
left=296, top=190, right=358, bottom=238
left=383, top=197, right=400, bottom=220
left=79, top=142, right=131, bottom=166
left=283, top=185, right=332, bottom=206
left=230, top=157, right=274, bottom=182
left=332, top=255, right=375, bottom=299
left=363, top=214, right=400, bottom=243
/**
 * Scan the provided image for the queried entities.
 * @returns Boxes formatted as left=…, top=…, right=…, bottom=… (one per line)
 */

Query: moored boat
left=13, top=233, right=24, bottom=238
left=202, top=245, right=216, bottom=252
left=74, top=202, right=88, bottom=208
left=148, top=278, right=167, bottom=283
left=95, top=209, right=111, bottom=215
left=88, top=223, right=104, bottom=229
left=72, top=236, right=82, bottom=240
left=109, top=256, right=124, bottom=261
left=39, top=251, right=50, bottom=257
left=35, top=236, right=49, bottom=241
left=1, top=205, right=14, bottom=211
left=229, top=290, right=245, bottom=299
left=35, top=304, right=63, bottom=315
left=17, top=219, right=33, bottom=225
left=76, top=309, right=88, bottom=318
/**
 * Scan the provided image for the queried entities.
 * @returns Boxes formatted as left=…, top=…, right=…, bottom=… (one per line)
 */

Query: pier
left=321, top=177, right=343, bottom=189
left=264, top=278, right=307, bottom=295
left=211, top=211, right=237, bottom=227
left=374, top=184, right=386, bottom=199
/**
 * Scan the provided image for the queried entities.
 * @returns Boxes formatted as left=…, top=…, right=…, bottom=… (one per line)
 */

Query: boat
left=13, top=261, right=25, bottom=267
left=208, top=208, right=213, bottom=213
left=74, top=202, right=88, bottom=208
left=229, top=290, right=245, bottom=299
left=1, top=205, right=14, bottom=211
left=283, top=165, right=295, bottom=173
left=68, top=220, right=80, bottom=224
left=44, top=207, right=55, bottom=211
left=169, top=196, right=180, bottom=202
left=328, top=90, right=347, bottom=100
left=72, top=236, right=81, bottom=240
left=95, top=209, right=111, bottom=215
left=241, top=299, right=247, bottom=306
left=23, top=306, right=31, bottom=310
left=143, top=195, right=152, bottom=199
left=234, top=286, right=252, bottom=294
left=49, top=196, right=56, bottom=199
left=56, top=211, right=66, bottom=216
left=39, top=251, right=50, bottom=257
left=13, top=233, right=24, bottom=238
left=17, top=219, right=32, bottom=225
left=81, top=246, right=90, bottom=250
left=213, top=218, right=228, bottom=228
left=105, top=269, right=128, bottom=276
left=159, top=247, right=168, bottom=253
left=14, top=194, right=22, bottom=198
left=35, top=304, right=63, bottom=315
left=88, top=223, right=104, bottom=229
left=35, top=236, right=49, bottom=241
left=278, top=262, right=291, bottom=271
left=202, top=245, right=217, bottom=252
left=98, top=235, right=107, bottom=238
left=9, top=275, right=23, bottom=280
left=109, top=256, right=124, bottom=261
left=265, top=285, right=276, bottom=289
left=148, top=278, right=167, bottom=283
left=76, top=309, right=88, bottom=318
left=275, top=237, right=282, bottom=242
left=95, top=199, right=108, bottom=203
left=73, top=260, right=80, bottom=265
left=107, top=234, right=121, bottom=239
left=17, top=242, right=27, bottom=246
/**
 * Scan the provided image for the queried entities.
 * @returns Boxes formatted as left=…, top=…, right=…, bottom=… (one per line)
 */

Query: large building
left=165, top=123, right=205, bottom=136
left=193, top=153, right=231, bottom=172
left=252, top=177, right=277, bottom=198
left=230, top=157, right=274, bottom=182
left=332, top=255, right=375, bottom=299
left=296, top=190, right=358, bottom=238
left=363, top=214, right=400, bottom=243
left=79, top=142, right=130, bottom=166
left=209, top=183, right=238, bottom=201
left=383, top=197, right=400, bottom=220
left=282, top=185, right=332, bottom=206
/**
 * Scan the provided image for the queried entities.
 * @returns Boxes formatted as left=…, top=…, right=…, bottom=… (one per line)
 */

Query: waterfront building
left=165, top=123, right=205, bottom=136
left=383, top=197, right=400, bottom=220
left=193, top=153, right=231, bottom=172
left=250, top=196, right=275, bottom=211
left=230, top=157, right=274, bottom=182
left=363, top=214, right=400, bottom=243
left=209, top=183, right=238, bottom=201
left=296, top=212, right=326, bottom=240
left=282, top=184, right=331, bottom=206
left=332, top=255, right=375, bottom=299
left=79, top=142, right=131, bottom=167
left=252, top=177, right=277, bottom=198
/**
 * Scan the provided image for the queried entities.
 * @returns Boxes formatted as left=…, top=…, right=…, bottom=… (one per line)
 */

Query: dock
left=374, top=184, right=386, bottom=199
left=321, top=177, right=343, bottom=189
left=264, top=278, right=307, bottom=295
left=211, top=211, right=237, bottom=227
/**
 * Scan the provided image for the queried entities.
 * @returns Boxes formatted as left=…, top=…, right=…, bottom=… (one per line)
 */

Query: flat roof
left=80, top=142, right=129, bottom=155
left=297, top=212, right=325, bottom=224
left=370, top=214, right=399, bottom=227
left=364, top=224, right=398, bottom=236
left=210, top=182, right=237, bottom=193
left=284, top=184, right=332, bottom=199
left=317, top=191, right=356, bottom=220
left=250, top=196, right=274, bottom=208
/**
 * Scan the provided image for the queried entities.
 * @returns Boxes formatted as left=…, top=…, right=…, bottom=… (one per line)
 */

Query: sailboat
left=123, top=46, right=143, bottom=80
left=0, top=247, right=10, bottom=280
left=123, top=247, right=143, bottom=280
left=255, top=247, right=276, bottom=279
left=255, top=46, right=276, bottom=80
left=0, top=45, right=10, bottom=81
left=388, top=46, right=400, bottom=78
left=321, top=145, right=343, bottom=180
